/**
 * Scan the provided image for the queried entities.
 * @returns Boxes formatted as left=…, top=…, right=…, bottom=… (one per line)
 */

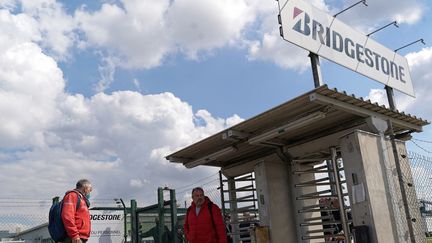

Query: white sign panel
left=279, top=0, right=415, bottom=97
left=88, top=210, right=125, bottom=243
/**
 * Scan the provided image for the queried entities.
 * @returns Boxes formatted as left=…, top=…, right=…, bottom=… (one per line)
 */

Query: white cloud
left=247, top=32, right=310, bottom=71
left=0, top=42, right=64, bottom=148
left=396, top=47, right=432, bottom=118
left=338, top=0, right=424, bottom=31
left=94, top=55, right=117, bottom=93
left=366, top=89, right=388, bottom=107
left=75, top=0, right=258, bottom=67
left=0, top=0, right=76, bottom=60
left=366, top=47, right=432, bottom=121
left=1, top=87, right=240, bottom=204
left=0, top=9, right=41, bottom=47
left=0, top=0, right=17, bottom=10
left=71, top=0, right=425, bottom=73
left=245, top=0, right=328, bottom=72
left=406, top=47, right=432, bottom=69
left=50, top=90, right=242, bottom=201
left=75, top=0, right=172, bottom=69
left=307, top=0, right=330, bottom=12
left=133, top=78, right=141, bottom=92
left=129, top=178, right=149, bottom=188
left=0, top=3, right=245, bottom=203
left=166, top=0, right=255, bottom=59
left=226, top=114, right=243, bottom=127
left=194, top=109, right=241, bottom=139
left=4, top=0, right=427, bottom=76
left=0, top=38, right=241, bottom=203
left=17, top=0, right=76, bottom=59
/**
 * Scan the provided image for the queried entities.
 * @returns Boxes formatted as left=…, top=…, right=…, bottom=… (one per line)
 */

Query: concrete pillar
left=254, top=156, right=298, bottom=242
left=341, top=129, right=426, bottom=243
left=340, top=130, right=398, bottom=243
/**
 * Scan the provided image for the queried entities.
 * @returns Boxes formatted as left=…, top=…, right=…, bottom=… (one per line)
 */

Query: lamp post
left=115, top=198, right=128, bottom=243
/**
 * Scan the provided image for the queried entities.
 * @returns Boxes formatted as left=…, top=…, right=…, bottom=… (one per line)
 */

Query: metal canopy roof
left=166, top=85, right=429, bottom=168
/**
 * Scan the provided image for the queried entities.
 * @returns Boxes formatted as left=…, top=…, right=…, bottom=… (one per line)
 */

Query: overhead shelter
left=167, top=85, right=427, bottom=169
left=167, top=85, right=429, bottom=243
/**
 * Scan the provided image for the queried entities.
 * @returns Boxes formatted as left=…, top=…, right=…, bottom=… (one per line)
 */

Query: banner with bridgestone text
left=88, top=210, right=125, bottom=243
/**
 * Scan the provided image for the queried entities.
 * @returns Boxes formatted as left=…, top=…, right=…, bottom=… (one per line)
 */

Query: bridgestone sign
left=88, top=210, right=125, bottom=243
left=278, top=0, right=415, bottom=97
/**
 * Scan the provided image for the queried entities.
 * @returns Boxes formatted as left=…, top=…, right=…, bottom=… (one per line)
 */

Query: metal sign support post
left=385, top=85, right=416, bottom=243
left=307, top=0, right=367, bottom=89
left=385, top=86, right=396, bottom=110
left=309, top=52, right=323, bottom=88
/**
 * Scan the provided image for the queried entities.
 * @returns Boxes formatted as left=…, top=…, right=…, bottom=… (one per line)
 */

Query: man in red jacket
left=61, top=179, right=92, bottom=243
left=184, top=187, right=227, bottom=243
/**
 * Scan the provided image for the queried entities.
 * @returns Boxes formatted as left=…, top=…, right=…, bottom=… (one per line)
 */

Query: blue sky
left=0, top=0, right=431, bottom=206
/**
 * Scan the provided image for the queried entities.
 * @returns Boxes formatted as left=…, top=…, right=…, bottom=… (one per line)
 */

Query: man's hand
left=72, top=238, right=82, bottom=243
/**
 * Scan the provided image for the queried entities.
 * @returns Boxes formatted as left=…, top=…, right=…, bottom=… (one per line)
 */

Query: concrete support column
left=254, top=157, right=298, bottom=242
left=340, top=130, right=398, bottom=243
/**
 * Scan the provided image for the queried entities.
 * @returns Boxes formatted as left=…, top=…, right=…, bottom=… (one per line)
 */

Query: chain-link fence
left=174, top=172, right=221, bottom=208
left=396, top=147, right=426, bottom=242
left=0, top=198, right=51, bottom=235
left=410, top=151, right=432, bottom=237
left=0, top=198, right=124, bottom=240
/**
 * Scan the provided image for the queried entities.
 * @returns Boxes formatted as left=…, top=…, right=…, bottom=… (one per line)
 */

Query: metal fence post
left=219, top=171, right=226, bottom=216
left=170, top=189, right=178, bottom=243
left=386, top=86, right=416, bottom=242
left=130, top=199, right=138, bottom=243
left=158, top=188, right=165, bottom=243
left=120, top=199, right=128, bottom=243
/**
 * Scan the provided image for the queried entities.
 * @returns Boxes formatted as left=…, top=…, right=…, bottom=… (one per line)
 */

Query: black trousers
left=61, top=238, right=88, bottom=243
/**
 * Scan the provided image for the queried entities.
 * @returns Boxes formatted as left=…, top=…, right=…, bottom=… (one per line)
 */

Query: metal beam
left=184, top=146, right=238, bottom=168
left=309, top=93, right=422, bottom=131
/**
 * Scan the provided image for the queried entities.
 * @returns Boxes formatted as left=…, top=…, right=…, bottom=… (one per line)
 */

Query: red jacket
left=184, top=197, right=227, bottom=243
left=61, top=190, right=91, bottom=240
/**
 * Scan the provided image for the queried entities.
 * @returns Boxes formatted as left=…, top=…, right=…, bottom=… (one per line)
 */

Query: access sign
left=88, top=210, right=125, bottom=243
left=278, top=0, right=415, bottom=97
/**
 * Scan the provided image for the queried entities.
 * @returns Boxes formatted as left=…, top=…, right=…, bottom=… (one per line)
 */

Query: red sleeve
left=212, top=205, right=227, bottom=243
left=61, top=192, right=80, bottom=239
left=183, top=208, right=190, bottom=241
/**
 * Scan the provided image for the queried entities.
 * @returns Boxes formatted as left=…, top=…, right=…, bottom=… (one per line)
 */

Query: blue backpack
left=48, top=191, right=81, bottom=242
